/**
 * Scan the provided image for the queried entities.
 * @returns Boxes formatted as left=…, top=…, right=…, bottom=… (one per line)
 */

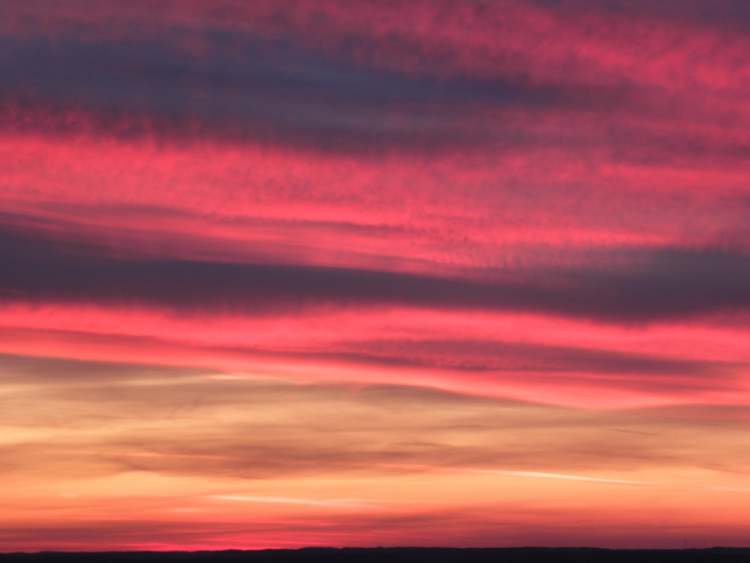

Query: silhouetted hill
left=2, top=548, right=750, bottom=563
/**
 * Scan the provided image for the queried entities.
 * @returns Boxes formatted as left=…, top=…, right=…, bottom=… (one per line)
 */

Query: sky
left=1, top=0, right=750, bottom=551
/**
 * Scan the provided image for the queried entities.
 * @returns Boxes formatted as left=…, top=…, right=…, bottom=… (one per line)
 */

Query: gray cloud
left=0, top=30, right=616, bottom=153
left=312, top=339, right=735, bottom=383
left=3, top=224, right=750, bottom=323
left=537, top=0, right=750, bottom=31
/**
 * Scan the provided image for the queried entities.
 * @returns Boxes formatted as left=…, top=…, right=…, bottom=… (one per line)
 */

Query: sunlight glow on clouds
left=1, top=0, right=750, bottom=551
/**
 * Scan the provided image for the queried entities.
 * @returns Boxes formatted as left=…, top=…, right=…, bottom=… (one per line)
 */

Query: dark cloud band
left=3, top=224, right=750, bottom=322
left=0, top=30, right=625, bottom=152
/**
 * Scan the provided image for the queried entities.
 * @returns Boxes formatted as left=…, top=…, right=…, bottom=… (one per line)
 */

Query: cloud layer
left=2, top=0, right=750, bottom=551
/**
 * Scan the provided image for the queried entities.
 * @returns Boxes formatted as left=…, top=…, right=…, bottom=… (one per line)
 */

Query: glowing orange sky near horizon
left=1, top=0, right=750, bottom=551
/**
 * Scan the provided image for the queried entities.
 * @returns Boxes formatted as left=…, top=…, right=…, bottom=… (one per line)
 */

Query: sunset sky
left=2, top=0, right=750, bottom=551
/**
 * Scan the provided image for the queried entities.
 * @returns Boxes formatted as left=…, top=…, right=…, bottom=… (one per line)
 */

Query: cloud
left=471, top=469, right=653, bottom=486
left=3, top=224, right=750, bottom=323
left=0, top=29, right=622, bottom=153
left=2, top=0, right=750, bottom=550
left=4, top=353, right=749, bottom=485
left=0, top=352, right=204, bottom=384
left=318, top=338, right=734, bottom=383
left=3, top=352, right=750, bottom=549
left=6, top=28, right=748, bottom=167
left=208, top=495, right=373, bottom=509
left=3, top=508, right=750, bottom=551
left=536, top=0, right=750, bottom=31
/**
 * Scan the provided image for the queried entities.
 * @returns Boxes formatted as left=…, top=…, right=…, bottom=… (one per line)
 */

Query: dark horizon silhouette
left=3, top=548, right=750, bottom=563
